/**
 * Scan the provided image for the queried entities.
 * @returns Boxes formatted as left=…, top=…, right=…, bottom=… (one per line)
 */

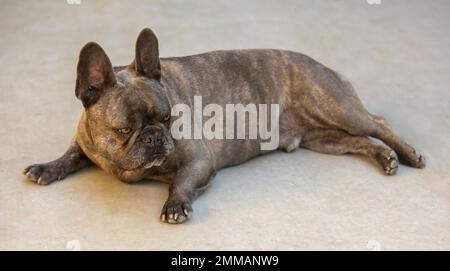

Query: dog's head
left=75, top=28, right=174, bottom=171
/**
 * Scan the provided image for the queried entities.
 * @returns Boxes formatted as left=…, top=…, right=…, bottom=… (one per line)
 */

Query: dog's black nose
left=141, top=127, right=163, bottom=145
left=141, top=134, right=154, bottom=144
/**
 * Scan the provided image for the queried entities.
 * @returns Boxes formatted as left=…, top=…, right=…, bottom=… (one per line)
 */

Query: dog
left=23, top=28, right=425, bottom=224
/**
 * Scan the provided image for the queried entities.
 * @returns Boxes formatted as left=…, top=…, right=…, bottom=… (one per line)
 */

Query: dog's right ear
left=75, top=42, right=116, bottom=108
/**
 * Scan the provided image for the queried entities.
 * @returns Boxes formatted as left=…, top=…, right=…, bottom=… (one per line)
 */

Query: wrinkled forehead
left=86, top=90, right=142, bottom=128
left=87, top=69, right=169, bottom=124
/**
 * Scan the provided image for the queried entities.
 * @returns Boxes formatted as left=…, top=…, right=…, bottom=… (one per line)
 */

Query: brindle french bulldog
left=23, top=28, right=425, bottom=224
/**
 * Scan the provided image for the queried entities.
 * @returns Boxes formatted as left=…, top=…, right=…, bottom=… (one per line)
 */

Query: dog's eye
left=118, top=128, right=132, bottom=134
left=163, top=114, right=170, bottom=122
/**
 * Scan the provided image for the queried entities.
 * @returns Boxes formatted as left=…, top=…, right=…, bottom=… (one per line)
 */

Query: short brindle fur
left=24, top=28, right=425, bottom=224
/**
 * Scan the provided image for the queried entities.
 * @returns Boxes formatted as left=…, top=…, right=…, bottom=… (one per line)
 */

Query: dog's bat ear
left=75, top=42, right=116, bottom=108
left=133, top=28, right=161, bottom=80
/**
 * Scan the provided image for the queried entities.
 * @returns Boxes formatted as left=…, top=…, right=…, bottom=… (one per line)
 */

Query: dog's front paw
left=160, top=197, right=193, bottom=224
left=23, top=162, right=66, bottom=185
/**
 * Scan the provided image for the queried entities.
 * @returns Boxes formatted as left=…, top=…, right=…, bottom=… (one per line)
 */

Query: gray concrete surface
left=1, top=0, right=449, bottom=250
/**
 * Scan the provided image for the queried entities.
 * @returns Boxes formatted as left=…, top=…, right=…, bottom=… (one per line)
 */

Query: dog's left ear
left=133, top=28, right=161, bottom=79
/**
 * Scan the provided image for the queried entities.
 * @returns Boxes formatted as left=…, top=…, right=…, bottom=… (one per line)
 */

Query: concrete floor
left=1, top=0, right=449, bottom=250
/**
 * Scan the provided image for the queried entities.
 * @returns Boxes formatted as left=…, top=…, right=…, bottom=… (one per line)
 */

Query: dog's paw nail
left=183, top=208, right=190, bottom=217
left=390, top=159, right=398, bottom=168
left=389, top=150, right=395, bottom=158
left=160, top=199, right=192, bottom=224
left=418, top=155, right=426, bottom=168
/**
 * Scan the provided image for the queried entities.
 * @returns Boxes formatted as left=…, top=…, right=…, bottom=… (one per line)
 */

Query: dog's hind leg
left=367, top=114, right=426, bottom=169
left=301, top=129, right=399, bottom=175
left=337, top=111, right=425, bottom=169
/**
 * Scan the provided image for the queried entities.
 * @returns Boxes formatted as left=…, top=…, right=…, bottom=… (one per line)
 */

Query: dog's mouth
left=102, top=141, right=174, bottom=172
left=108, top=153, right=166, bottom=172
left=142, top=143, right=174, bottom=169
left=119, top=156, right=166, bottom=171
left=143, top=157, right=166, bottom=169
